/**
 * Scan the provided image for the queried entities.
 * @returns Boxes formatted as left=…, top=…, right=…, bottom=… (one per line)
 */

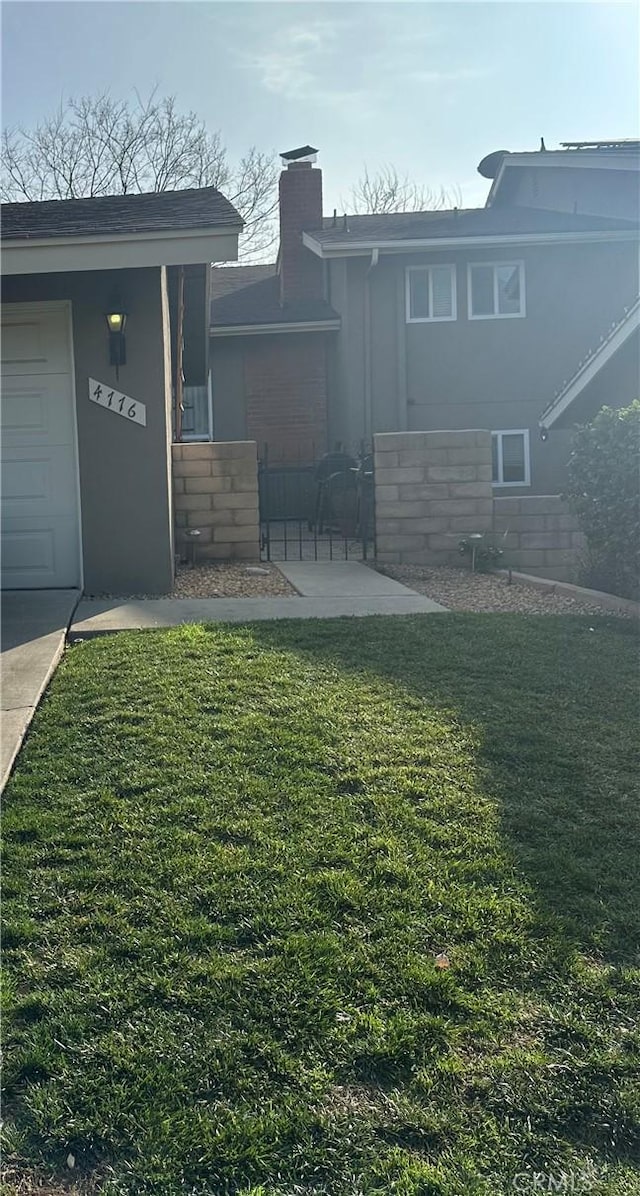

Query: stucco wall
left=210, top=339, right=247, bottom=442
left=173, top=441, right=259, bottom=561
left=2, top=267, right=174, bottom=595
left=374, top=429, right=493, bottom=565
left=328, top=239, right=638, bottom=493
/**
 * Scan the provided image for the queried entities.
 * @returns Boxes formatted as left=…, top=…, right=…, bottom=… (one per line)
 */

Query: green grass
left=2, top=614, right=639, bottom=1195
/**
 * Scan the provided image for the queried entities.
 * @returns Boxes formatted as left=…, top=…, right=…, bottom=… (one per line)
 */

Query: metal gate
left=258, top=444, right=374, bottom=562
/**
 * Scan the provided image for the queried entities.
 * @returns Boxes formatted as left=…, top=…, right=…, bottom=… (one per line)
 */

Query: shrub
left=565, top=400, right=640, bottom=600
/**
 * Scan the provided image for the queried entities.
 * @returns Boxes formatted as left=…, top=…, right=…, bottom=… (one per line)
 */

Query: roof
left=479, top=140, right=640, bottom=179
left=305, top=205, right=637, bottom=251
left=1, top=186, right=243, bottom=242
left=540, top=297, right=640, bottom=429
left=210, top=263, right=277, bottom=300
left=210, top=266, right=340, bottom=334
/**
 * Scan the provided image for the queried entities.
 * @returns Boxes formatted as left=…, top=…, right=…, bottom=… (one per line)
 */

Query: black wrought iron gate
left=258, top=445, right=375, bottom=562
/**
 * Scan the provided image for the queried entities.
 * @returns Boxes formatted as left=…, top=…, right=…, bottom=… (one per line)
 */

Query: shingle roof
left=210, top=266, right=339, bottom=329
left=310, top=205, right=637, bottom=246
left=210, top=264, right=277, bottom=300
left=1, top=186, right=243, bottom=241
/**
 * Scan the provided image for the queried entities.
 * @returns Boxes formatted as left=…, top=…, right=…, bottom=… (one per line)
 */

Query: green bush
left=565, top=400, right=640, bottom=600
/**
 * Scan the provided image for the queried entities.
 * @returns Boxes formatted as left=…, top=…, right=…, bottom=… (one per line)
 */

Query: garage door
left=1, top=302, right=81, bottom=589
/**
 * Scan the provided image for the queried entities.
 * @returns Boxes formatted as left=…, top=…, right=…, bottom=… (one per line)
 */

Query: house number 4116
left=88, top=378, right=147, bottom=427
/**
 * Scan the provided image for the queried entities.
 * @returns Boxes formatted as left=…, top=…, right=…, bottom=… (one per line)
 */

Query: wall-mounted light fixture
left=539, top=425, right=549, bottom=442
left=105, top=296, right=128, bottom=379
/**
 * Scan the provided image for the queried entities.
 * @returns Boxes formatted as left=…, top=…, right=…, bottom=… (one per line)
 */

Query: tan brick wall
left=172, top=441, right=260, bottom=563
left=493, top=494, right=585, bottom=582
left=374, top=430, right=493, bottom=565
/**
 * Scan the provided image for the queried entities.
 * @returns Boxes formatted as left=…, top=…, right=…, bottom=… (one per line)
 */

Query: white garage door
left=1, top=302, right=81, bottom=589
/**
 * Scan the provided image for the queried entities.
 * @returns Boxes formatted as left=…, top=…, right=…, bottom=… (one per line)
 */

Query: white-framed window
left=406, top=265, right=457, bottom=323
left=468, top=261, right=525, bottom=319
left=491, top=429, right=531, bottom=487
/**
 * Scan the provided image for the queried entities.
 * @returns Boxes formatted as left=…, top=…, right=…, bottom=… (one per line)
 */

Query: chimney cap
left=280, top=145, right=318, bottom=165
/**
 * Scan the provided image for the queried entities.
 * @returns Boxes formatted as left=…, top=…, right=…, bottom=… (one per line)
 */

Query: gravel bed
left=84, top=563, right=298, bottom=601
left=375, top=564, right=632, bottom=617
left=172, top=562, right=297, bottom=599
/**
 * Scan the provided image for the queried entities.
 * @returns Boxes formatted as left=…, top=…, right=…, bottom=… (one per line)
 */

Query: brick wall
left=244, top=334, right=328, bottom=464
left=493, top=495, right=585, bottom=582
left=172, top=441, right=260, bottom=563
left=279, top=162, right=324, bottom=303
left=374, top=430, right=493, bottom=565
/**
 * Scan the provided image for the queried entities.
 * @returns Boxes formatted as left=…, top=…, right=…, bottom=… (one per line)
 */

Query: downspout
left=174, top=265, right=185, bottom=442
left=363, top=248, right=379, bottom=443
left=207, top=369, right=214, bottom=442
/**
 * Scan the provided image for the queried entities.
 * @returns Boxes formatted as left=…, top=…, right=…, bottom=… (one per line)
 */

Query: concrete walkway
left=1, top=590, right=80, bottom=791
left=278, top=561, right=418, bottom=598
left=70, top=563, right=445, bottom=638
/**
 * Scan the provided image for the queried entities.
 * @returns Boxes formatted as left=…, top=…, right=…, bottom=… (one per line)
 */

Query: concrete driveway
left=1, top=590, right=80, bottom=791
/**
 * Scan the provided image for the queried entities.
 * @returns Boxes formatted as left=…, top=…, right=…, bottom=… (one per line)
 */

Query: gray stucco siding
left=209, top=339, right=247, bottom=442
left=2, top=267, right=174, bottom=594
left=330, top=239, right=638, bottom=492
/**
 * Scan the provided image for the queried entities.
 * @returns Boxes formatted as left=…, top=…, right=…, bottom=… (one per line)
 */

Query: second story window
left=406, top=265, right=456, bottom=323
left=468, top=262, right=525, bottom=319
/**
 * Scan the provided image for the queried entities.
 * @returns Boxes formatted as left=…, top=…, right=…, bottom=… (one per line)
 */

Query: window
left=176, top=376, right=213, bottom=441
left=468, top=262, right=525, bottom=319
left=406, top=265, right=456, bottom=322
left=491, top=429, right=530, bottom=486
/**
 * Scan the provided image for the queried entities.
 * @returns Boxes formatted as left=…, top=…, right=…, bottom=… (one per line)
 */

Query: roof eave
left=303, top=228, right=638, bottom=258
left=540, top=297, right=640, bottom=429
left=2, top=224, right=243, bottom=275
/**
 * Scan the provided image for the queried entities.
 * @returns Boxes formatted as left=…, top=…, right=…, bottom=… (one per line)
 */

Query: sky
left=2, top=1, right=638, bottom=213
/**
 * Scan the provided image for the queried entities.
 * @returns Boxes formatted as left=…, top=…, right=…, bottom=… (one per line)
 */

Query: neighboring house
left=208, top=141, right=638, bottom=495
left=1, top=187, right=242, bottom=594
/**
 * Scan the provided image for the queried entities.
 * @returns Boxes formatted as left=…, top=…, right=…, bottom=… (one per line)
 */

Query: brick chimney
left=279, top=146, right=324, bottom=305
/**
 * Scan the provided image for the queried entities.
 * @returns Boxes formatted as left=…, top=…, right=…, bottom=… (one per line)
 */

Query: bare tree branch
left=345, top=165, right=462, bottom=215
left=1, top=91, right=278, bottom=260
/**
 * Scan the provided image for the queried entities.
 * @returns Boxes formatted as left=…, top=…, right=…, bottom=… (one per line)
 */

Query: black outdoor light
left=105, top=298, right=128, bottom=378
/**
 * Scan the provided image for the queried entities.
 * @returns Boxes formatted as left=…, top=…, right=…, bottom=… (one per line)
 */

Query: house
left=209, top=142, right=639, bottom=496
left=1, top=187, right=242, bottom=594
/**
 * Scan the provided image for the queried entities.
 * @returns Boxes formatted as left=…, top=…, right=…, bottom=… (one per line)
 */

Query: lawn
left=2, top=614, right=639, bottom=1196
